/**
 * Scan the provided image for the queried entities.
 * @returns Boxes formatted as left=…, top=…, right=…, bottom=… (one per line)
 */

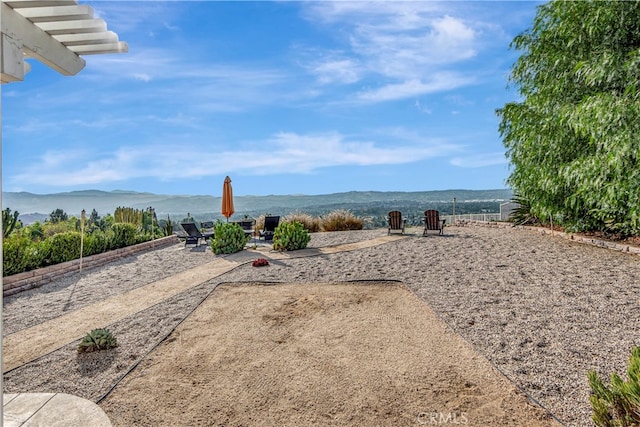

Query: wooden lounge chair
left=387, top=210, right=406, bottom=235
left=422, top=210, right=445, bottom=236
left=181, top=222, right=208, bottom=247
left=260, top=216, right=280, bottom=241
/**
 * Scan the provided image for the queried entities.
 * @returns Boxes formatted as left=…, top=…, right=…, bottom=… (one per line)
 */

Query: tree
left=49, top=208, right=68, bottom=224
left=497, top=1, right=640, bottom=235
left=2, top=208, right=20, bottom=238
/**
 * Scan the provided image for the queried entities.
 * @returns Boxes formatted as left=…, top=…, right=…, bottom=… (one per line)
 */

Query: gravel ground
left=3, top=225, right=640, bottom=426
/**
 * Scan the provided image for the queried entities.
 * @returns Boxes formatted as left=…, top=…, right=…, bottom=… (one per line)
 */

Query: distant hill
left=3, top=189, right=513, bottom=224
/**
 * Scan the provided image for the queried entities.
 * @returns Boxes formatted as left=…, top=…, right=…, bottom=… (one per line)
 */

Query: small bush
left=109, top=223, right=138, bottom=249
left=47, top=232, right=82, bottom=264
left=320, top=210, right=364, bottom=231
left=78, top=328, right=118, bottom=353
left=283, top=212, right=320, bottom=233
left=3, top=234, right=32, bottom=276
left=509, top=194, right=539, bottom=226
left=211, top=222, right=248, bottom=254
left=24, top=239, right=52, bottom=271
left=588, top=346, right=640, bottom=427
left=273, top=221, right=311, bottom=251
left=84, top=230, right=110, bottom=256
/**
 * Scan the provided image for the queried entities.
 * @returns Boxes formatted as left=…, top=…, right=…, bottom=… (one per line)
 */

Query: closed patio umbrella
left=221, top=176, right=235, bottom=222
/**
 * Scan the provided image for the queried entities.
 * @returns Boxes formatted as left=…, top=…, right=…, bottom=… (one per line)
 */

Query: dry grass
left=283, top=212, right=321, bottom=232
left=320, top=209, right=364, bottom=231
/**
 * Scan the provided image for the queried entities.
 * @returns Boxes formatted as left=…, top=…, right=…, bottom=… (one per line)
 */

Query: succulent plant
left=77, top=328, right=118, bottom=353
left=272, top=220, right=311, bottom=251
left=210, top=222, right=249, bottom=254
left=252, top=258, right=269, bottom=267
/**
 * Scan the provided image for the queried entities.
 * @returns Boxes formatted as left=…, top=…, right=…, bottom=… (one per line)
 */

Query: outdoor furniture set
left=180, top=216, right=281, bottom=247
left=387, top=209, right=446, bottom=236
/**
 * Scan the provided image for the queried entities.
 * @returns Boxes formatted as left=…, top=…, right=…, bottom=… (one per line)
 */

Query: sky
left=2, top=1, right=542, bottom=197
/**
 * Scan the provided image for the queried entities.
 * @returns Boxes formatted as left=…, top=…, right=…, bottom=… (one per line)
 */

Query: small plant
left=320, top=209, right=364, bottom=231
left=2, top=208, right=20, bottom=238
left=162, top=215, right=174, bottom=237
left=78, top=328, right=118, bottom=353
left=210, top=222, right=249, bottom=254
left=588, top=346, right=640, bottom=427
left=509, top=194, right=539, bottom=226
left=252, top=258, right=269, bottom=267
left=272, top=220, right=311, bottom=251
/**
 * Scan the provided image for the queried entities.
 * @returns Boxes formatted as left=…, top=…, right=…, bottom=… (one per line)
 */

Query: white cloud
left=299, top=2, right=480, bottom=101
left=357, top=74, right=475, bottom=102
left=13, top=131, right=460, bottom=187
left=306, top=56, right=362, bottom=85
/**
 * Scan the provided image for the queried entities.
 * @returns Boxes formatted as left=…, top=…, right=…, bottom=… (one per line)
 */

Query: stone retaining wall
left=456, top=219, right=640, bottom=256
left=3, top=235, right=180, bottom=297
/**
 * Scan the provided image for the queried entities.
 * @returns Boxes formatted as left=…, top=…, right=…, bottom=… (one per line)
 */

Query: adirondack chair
left=422, top=210, right=445, bottom=236
left=387, top=211, right=406, bottom=235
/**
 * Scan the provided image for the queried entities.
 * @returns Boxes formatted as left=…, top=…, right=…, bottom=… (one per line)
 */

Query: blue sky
left=2, top=1, right=541, bottom=197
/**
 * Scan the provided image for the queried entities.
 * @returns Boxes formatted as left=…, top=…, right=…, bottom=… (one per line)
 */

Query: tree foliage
left=49, top=208, right=68, bottom=224
left=498, top=1, right=640, bottom=235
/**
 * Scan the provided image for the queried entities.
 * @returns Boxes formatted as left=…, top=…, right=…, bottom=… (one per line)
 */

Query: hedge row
left=3, top=224, right=151, bottom=276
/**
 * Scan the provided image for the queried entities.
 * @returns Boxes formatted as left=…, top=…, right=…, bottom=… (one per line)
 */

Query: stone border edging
left=3, top=235, right=180, bottom=297
left=456, top=219, right=640, bottom=256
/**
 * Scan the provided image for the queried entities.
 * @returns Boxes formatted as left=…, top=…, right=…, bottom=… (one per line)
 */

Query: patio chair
left=260, top=216, right=280, bottom=241
left=181, top=222, right=208, bottom=247
left=199, top=221, right=215, bottom=241
left=387, top=211, right=406, bottom=235
left=422, top=210, right=445, bottom=236
left=236, top=219, right=256, bottom=238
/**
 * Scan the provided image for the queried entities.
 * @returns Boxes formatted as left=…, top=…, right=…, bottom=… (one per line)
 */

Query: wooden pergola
left=1, top=0, right=128, bottom=83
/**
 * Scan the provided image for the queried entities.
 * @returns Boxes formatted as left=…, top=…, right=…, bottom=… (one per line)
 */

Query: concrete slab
left=3, top=393, right=111, bottom=427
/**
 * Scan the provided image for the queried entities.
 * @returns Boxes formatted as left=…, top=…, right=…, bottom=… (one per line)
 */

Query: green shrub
left=589, top=346, right=640, bottom=427
left=210, top=222, right=248, bottom=254
left=3, top=234, right=31, bottom=276
left=77, top=328, right=118, bottom=353
left=320, top=209, right=364, bottom=231
left=43, top=220, right=76, bottom=237
left=283, top=212, right=321, bottom=233
left=109, top=223, right=138, bottom=249
left=162, top=215, right=173, bottom=236
left=47, top=232, right=82, bottom=264
left=509, top=194, right=540, bottom=226
left=273, top=221, right=311, bottom=251
left=24, top=239, right=52, bottom=271
left=84, top=231, right=110, bottom=256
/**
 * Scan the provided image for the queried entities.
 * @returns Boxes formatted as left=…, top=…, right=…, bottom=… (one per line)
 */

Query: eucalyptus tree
left=498, top=1, right=640, bottom=235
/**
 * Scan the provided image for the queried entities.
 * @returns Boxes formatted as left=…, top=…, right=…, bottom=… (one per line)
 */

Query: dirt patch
left=99, top=282, right=558, bottom=426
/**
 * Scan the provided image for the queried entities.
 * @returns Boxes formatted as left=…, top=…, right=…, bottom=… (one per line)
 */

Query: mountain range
left=3, top=189, right=513, bottom=224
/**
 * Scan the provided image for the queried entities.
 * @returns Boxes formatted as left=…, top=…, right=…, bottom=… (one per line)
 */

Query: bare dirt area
left=99, top=282, right=556, bottom=427
left=4, top=225, right=640, bottom=426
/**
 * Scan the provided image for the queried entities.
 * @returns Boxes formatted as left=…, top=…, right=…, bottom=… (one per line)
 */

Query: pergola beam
left=54, top=31, right=118, bottom=46
left=1, top=0, right=128, bottom=83
left=70, top=41, right=127, bottom=55
left=4, top=1, right=77, bottom=7
left=1, top=1, right=85, bottom=82
left=13, top=5, right=94, bottom=23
